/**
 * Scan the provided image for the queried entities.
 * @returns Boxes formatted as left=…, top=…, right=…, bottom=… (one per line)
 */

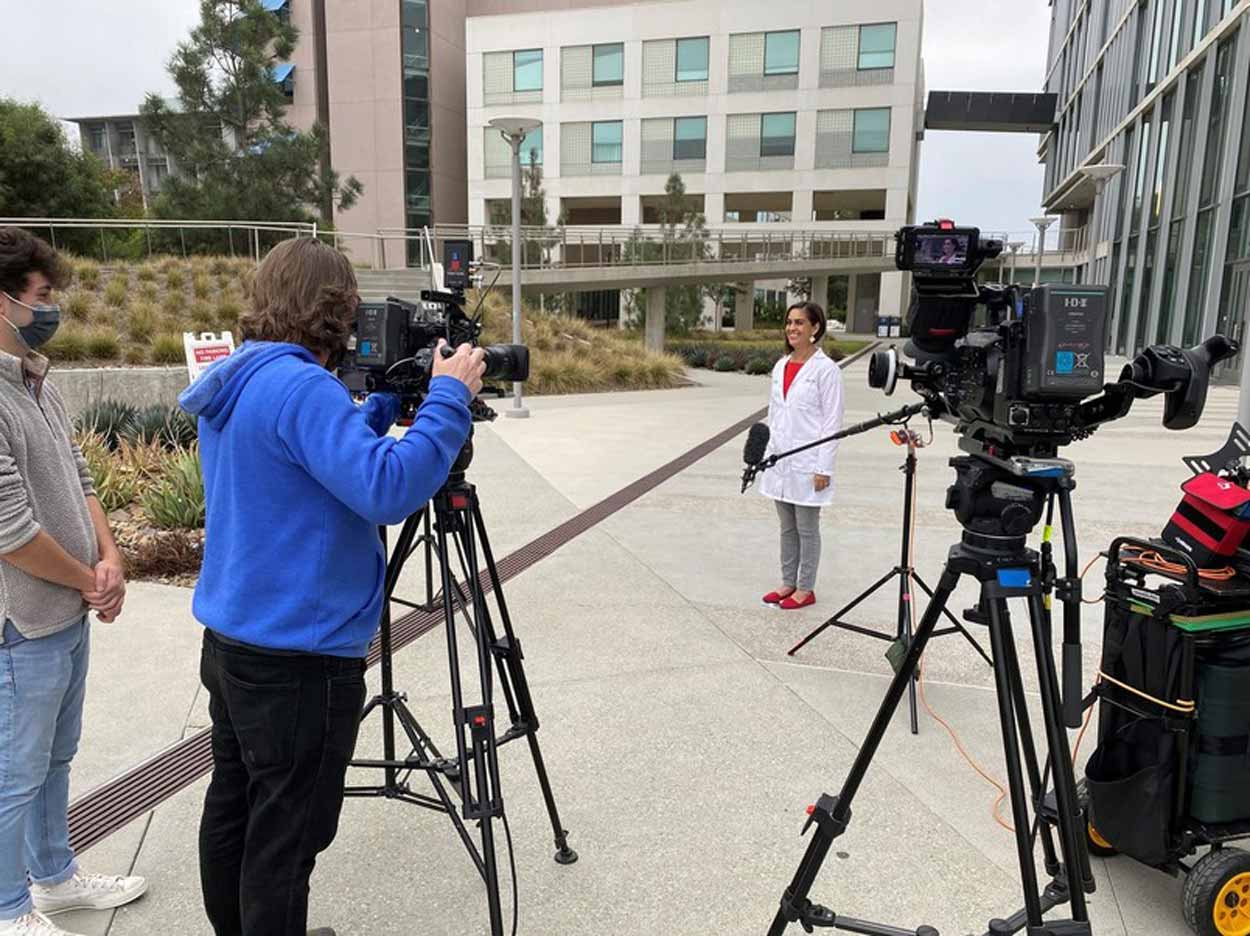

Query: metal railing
left=377, top=224, right=902, bottom=275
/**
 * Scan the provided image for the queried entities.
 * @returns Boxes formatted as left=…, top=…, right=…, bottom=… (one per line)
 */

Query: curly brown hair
left=240, top=238, right=359, bottom=356
left=0, top=227, right=71, bottom=297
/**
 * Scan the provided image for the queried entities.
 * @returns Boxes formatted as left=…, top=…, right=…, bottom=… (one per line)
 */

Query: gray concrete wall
left=53, top=368, right=190, bottom=421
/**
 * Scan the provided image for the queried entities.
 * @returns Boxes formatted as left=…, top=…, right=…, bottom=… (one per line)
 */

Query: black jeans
left=198, top=629, right=366, bottom=936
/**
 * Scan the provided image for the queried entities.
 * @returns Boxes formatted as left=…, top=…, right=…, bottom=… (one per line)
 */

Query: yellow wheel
left=1086, top=821, right=1117, bottom=858
left=1184, top=848, right=1250, bottom=936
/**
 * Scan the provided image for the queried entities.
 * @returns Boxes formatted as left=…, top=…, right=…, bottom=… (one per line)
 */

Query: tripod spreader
left=742, top=402, right=930, bottom=493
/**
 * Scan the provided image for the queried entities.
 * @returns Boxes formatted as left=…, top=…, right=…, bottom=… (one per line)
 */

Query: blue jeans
left=0, top=618, right=89, bottom=921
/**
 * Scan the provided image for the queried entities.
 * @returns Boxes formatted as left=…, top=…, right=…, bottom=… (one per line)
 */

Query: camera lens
left=482, top=344, right=530, bottom=383
left=868, top=349, right=898, bottom=395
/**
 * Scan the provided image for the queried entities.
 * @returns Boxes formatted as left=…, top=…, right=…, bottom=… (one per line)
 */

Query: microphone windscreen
left=743, top=422, right=770, bottom=465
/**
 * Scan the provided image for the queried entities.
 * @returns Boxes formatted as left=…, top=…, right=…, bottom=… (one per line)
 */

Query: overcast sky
left=0, top=0, right=1054, bottom=237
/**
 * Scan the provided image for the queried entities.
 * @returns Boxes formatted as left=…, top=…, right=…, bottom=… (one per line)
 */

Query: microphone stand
left=740, top=401, right=929, bottom=493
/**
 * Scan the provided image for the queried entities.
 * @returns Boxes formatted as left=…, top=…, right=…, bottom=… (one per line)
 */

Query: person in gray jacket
left=0, top=229, right=146, bottom=936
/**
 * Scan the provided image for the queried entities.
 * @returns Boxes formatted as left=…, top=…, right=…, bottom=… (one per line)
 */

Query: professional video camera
left=868, top=219, right=1237, bottom=459
left=339, top=239, right=529, bottom=422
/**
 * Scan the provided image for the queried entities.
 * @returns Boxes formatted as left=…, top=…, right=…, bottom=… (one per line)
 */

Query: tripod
left=788, top=421, right=992, bottom=734
left=768, top=451, right=1095, bottom=936
left=345, top=444, right=577, bottom=936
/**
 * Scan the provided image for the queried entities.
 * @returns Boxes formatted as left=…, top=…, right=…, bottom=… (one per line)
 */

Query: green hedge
left=670, top=339, right=861, bottom=374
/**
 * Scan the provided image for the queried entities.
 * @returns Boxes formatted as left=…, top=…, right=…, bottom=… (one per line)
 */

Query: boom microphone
left=741, top=422, right=771, bottom=492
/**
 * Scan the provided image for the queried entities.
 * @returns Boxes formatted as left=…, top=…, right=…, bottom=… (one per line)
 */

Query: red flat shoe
left=762, top=590, right=795, bottom=605
left=779, top=592, right=816, bottom=610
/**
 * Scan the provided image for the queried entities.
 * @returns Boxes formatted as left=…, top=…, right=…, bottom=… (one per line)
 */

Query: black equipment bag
left=1085, top=600, right=1184, bottom=865
left=1190, top=636, right=1250, bottom=824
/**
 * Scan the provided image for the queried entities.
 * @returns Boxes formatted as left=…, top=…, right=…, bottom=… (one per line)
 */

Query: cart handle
left=1107, top=535, right=1202, bottom=595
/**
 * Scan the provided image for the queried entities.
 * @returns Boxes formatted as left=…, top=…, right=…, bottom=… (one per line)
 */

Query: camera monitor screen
left=913, top=232, right=972, bottom=271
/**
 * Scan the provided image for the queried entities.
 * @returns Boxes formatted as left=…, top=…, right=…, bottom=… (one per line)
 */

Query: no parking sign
left=184, top=332, right=236, bottom=382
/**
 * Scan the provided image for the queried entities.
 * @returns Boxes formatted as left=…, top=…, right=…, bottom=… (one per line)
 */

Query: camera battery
left=1022, top=285, right=1108, bottom=399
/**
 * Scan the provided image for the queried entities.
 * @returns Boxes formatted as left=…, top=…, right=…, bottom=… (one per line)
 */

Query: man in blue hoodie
left=179, top=237, right=483, bottom=936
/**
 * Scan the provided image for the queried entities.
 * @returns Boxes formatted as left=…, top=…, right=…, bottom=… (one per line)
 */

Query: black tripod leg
left=1024, top=592, right=1094, bottom=916
left=913, top=572, right=993, bottom=667
left=984, top=596, right=1045, bottom=928
left=768, top=566, right=960, bottom=936
left=996, top=604, right=1062, bottom=877
left=470, top=499, right=578, bottom=864
left=898, top=566, right=919, bottom=735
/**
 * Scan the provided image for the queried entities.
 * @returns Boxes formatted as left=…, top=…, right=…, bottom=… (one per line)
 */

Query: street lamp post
left=1076, top=164, right=1125, bottom=285
left=488, top=116, right=542, bottom=419
left=1029, top=215, right=1057, bottom=287
left=1008, top=241, right=1025, bottom=284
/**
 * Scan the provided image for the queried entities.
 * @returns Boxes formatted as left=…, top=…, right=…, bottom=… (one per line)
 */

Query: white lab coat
left=759, top=349, right=845, bottom=507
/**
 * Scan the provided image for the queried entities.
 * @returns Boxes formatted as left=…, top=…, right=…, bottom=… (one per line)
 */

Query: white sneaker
left=0, top=911, right=87, bottom=936
left=29, top=871, right=147, bottom=915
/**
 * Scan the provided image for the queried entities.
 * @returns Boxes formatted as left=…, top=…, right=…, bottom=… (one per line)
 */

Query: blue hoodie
left=179, top=341, right=473, bottom=658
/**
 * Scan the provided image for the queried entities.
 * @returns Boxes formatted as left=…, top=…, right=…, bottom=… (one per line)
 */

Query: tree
left=0, top=99, right=120, bottom=220
left=623, top=173, right=714, bottom=333
left=487, top=152, right=564, bottom=268
left=142, top=0, right=362, bottom=231
left=787, top=274, right=849, bottom=321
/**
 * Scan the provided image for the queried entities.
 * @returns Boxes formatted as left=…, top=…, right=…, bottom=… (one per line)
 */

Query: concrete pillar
left=734, top=282, right=754, bottom=332
left=810, top=275, right=829, bottom=312
left=645, top=287, right=666, bottom=352
left=846, top=274, right=860, bottom=332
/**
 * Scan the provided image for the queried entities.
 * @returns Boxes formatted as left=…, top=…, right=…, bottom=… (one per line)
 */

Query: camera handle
left=741, top=402, right=929, bottom=493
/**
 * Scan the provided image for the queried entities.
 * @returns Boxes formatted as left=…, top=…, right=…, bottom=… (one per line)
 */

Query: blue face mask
left=2, top=294, right=61, bottom=350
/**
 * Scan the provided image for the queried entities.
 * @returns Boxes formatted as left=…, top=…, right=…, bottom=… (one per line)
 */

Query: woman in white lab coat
left=759, top=302, right=845, bottom=610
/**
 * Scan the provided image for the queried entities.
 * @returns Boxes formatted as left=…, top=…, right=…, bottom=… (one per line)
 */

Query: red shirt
left=782, top=359, right=804, bottom=398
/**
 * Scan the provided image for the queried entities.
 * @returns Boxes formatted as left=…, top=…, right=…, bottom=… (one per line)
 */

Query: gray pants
left=775, top=500, right=822, bottom=591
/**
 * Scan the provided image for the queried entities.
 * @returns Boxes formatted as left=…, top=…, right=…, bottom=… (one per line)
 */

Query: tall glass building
left=1042, top=0, right=1250, bottom=378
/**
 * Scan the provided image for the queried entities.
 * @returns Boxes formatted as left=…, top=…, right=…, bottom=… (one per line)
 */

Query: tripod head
left=946, top=450, right=1074, bottom=554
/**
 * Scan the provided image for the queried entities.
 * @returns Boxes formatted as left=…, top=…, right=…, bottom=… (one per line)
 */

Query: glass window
left=1157, top=219, right=1184, bottom=343
left=592, top=121, right=623, bottom=163
left=1151, top=93, right=1173, bottom=225
left=404, top=72, right=428, bottom=102
left=1168, top=0, right=1185, bottom=69
left=1131, top=115, right=1152, bottom=231
left=1184, top=209, right=1215, bottom=345
left=1148, top=0, right=1168, bottom=84
left=520, top=126, right=543, bottom=166
left=764, top=31, right=800, bottom=76
left=1116, top=236, right=1138, bottom=353
left=676, top=37, right=710, bottom=82
left=673, top=116, right=707, bottom=160
left=853, top=108, right=891, bottom=153
left=403, top=28, right=428, bottom=71
left=760, top=112, right=796, bottom=157
left=858, top=23, right=897, bottom=70
left=401, top=0, right=427, bottom=30
left=1194, top=0, right=1209, bottom=47
left=1174, top=72, right=1201, bottom=219
left=1201, top=36, right=1237, bottom=207
left=593, top=43, right=624, bottom=86
left=404, top=98, right=429, bottom=130
left=514, top=49, right=543, bottom=92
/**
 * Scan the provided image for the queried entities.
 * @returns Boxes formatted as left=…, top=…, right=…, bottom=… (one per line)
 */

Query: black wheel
left=1086, top=819, right=1119, bottom=858
left=1183, top=847, right=1250, bottom=936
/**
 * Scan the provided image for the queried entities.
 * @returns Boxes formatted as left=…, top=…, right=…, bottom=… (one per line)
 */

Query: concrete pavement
left=58, top=354, right=1244, bottom=936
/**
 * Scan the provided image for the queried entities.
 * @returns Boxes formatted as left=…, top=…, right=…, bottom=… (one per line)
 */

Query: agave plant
left=122, top=405, right=199, bottom=450
left=76, top=400, right=139, bottom=450
left=139, top=446, right=205, bottom=530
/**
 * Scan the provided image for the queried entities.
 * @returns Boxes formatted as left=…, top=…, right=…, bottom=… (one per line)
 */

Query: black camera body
left=872, top=219, right=1237, bottom=458
left=340, top=240, right=529, bottom=422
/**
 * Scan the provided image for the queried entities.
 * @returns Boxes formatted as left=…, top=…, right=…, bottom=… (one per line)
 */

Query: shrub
left=43, top=325, right=88, bottom=363
left=165, top=268, right=185, bottom=291
left=124, top=346, right=148, bottom=365
left=76, top=431, right=137, bottom=513
left=102, top=277, right=129, bottom=309
left=209, top=257, right=233, bottom=275
left=157, top=256, right=183, bottom=275
left=74, top=259, right=102, bottom=290
left=187, top=299, right=216, bottom=333
left=126, top=301, right=159, bottom=342
left=745, top=355, right=774, bottom=375
left=62, top=290, right=95, bottom=323
left=192, top=273, right=213, bottom=300
left=216, top=296, right=243, bottom=329
left=150, top=333, right=184, bottom=364
left=136, top=263, right=159, bottom=283
left=138, top=281, right=160, bottom=302
left=125, top=405, right=197, bottom=450
left=84, top=328, right=121, bottom=360
left=116, top=438, right=169, bottom=481
left=161, top=290, right=185, bottom=318
left=688, top=348, right=710, bottom=368
left=125, top=529, right=203, bottom=578
left=76, top=400, right=138, bottom=449
left=713, top=354, right=739, bottom=373
left=140, top=447, right=205, bottom=530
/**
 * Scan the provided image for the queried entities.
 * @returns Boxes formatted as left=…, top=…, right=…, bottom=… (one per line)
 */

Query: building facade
left=1042, top=0, right=1250, bottom=377
left=465, top=0, right=924, bottom=327
left=69, top=115, right=177, bottom=211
